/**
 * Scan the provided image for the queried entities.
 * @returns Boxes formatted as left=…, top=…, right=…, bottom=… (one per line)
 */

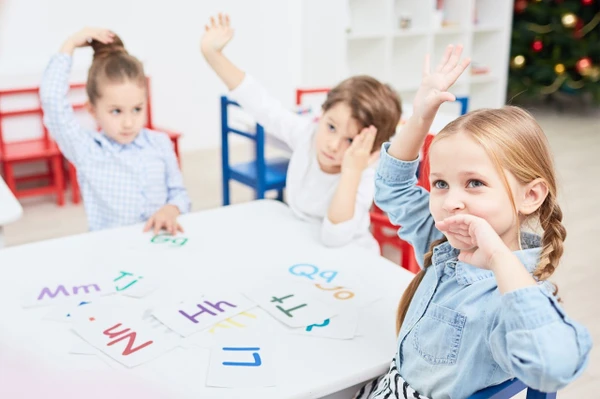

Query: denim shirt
left=374, top=143, right=592, bottom=399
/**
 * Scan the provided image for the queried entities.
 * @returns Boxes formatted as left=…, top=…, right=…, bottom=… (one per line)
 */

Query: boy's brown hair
left=322, top=75, right=402, bottom=151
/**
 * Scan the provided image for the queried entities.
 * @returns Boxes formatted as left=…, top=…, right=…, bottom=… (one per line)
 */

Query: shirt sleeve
left=320, top=167, right=375, bottom=248
left=157, top=134, right=191, bottom=214
left=39, top=53, right=94, bottom=166
left=374, top=142, right=444, bottom=268
left=228, top=74, right=313, bottom=151
left=488, top=284, right=592, bottom=392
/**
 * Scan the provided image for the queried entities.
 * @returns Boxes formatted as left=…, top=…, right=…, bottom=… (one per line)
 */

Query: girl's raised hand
left=61, top=27, right=114, bottom=54
left=435, top=214, right=510, bottom=269
left=412, top=44, right=471, bottom=121
left=201, top=13, right=234, bottom=56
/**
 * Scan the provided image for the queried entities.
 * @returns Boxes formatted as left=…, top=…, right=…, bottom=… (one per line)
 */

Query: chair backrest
left=295, top=87, right=330, bottom=106
left=0, top=86, right=46, bottom=155
left=468, top=378, right=556, bottom=399
left=220, top=95, right=267, bottom=178
left=455, top=96, right=469, bottom=116
left=0, top=83, right=90, bottom=153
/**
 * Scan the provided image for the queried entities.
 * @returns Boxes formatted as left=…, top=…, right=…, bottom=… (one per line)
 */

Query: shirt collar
left=96, top=129, right=148, bottom=150
left=433, top=232, right=542, bottom=286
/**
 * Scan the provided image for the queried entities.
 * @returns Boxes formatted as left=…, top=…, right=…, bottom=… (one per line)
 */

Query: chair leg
left=3, top=162, right=17, bottom=194
left=222, top=178, right=230, bottom=206
left=46, top=160, right=54, bottom=185
left=371, top=225, right=386, bottom=256
left=68, top=162, right=80, bottom=204
left=276, top=189, right=284, bottom=202
left=526, top=390, right=557, bottom=399
left=52, top=156, right=65, bottom=206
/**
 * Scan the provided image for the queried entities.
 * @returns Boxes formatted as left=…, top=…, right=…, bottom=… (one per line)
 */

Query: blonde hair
left=395, top=106, right=566, bottom=334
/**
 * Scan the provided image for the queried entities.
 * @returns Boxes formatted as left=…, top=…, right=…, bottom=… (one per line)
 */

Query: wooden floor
left=4, top=104, right=599, bottom=398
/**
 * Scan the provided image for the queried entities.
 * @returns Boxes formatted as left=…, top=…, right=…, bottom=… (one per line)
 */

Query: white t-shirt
left=229, top=75, right=379, bottom=254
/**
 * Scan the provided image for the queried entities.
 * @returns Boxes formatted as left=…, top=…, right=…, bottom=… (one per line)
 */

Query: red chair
left=0, top=86, right=83, bottom=206
left=66, top=77, right=182, bottom=204
left=370, top=134, right=435, bottom=273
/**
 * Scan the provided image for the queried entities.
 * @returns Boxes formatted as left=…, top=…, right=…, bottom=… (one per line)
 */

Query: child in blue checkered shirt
left=40, top=28, right=190, bottom=233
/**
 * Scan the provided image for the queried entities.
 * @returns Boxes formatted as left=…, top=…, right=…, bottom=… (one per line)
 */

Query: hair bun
left=90, top=34, right=127, bottom=61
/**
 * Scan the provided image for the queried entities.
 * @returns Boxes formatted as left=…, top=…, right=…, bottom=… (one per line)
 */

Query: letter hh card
left=152, top=293, right=256, bottom=337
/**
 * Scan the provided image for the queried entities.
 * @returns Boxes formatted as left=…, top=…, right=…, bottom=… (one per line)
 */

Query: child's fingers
left=444, top=44, right=464, bottom=73
left=447, top=58, right=471, bottom=84
left=224, top=13, right=230, bottom=27
left=143, top=217, right=154, bottom=232
left=218, top=13, right=224, bottom=27
left=210, top=16, right=216, bottom=28
left=436, top=44, right=454, bottom=73
left=349, top=131, right=366, bottom=150
left=438, top=91, right=456, bottom=104
left=153, top=219, right=163, bottom=235
left=177, top=223, right=184, bottom=233
left=165, top=220, right=174, bottom=235
left=362, top=126, right=377, bottom=149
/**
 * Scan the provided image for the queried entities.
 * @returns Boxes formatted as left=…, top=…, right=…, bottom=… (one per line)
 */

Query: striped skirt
left=352, top=359, right=430, bottom=399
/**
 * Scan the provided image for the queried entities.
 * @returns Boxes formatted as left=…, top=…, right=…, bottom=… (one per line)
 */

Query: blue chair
left=469, top=379, right=557, bottom=399
left=455, top=95, right=469, bottom=115
left=220, top=96, right=290, bottom=206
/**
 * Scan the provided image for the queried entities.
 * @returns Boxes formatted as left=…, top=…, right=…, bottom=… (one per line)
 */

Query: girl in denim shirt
left=355, top=45, right=592, bottom=399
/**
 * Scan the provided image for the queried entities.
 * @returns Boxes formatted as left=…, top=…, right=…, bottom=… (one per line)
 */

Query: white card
left=112, top=270, right=158, bottom=298
left=243, top=281, right=339, bottom=328
left=286, top=310, right=359, bottom=340
left=186, top=308, right=281, bottom=349
left=72, top=315, right=177, bottom=368
left=304, top=282, right=383, bottom=312
left=129, top=233, right=191, bottom=252
left=152, top=293, right=256, bottom=337
left=206, top=335, right=276, bottom=388
left=22, top=278, right=117, bottom=308
left=44, top=300, right=94, bottom=322
left=69, top=335, right=96, bottom=355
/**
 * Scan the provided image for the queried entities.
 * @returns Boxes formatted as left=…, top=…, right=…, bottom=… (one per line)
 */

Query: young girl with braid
left=355, top=44, right=592, bottom=399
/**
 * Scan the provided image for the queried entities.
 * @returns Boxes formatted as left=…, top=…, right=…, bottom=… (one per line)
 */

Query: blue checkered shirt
left=40, top=54, right=191, bottom=231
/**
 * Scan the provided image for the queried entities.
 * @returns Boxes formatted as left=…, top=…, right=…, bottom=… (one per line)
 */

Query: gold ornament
left=555, top=63, right=565, bottom=74
left=562, top=13, right=577, bottom=28
left=534, top=0, right=542, bottom=2
left=511, top=55, right=526, bottom=69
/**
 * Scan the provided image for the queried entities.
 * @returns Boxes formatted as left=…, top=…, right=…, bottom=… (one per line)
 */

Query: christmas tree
left=509, top=0, right=600, bottom=103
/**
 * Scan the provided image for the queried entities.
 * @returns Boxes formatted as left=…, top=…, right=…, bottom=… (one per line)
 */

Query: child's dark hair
left=87, top=34, right=146, bottom=104
left=322, top=76, right=402, bottom=151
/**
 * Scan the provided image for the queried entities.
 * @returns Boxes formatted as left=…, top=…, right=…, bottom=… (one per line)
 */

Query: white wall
left=0, top=0, right=312, bottom=151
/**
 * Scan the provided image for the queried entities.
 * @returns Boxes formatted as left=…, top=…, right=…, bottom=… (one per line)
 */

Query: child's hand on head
left=413, top=44, right=471, bottom=121
left=201, top=13, right=234, bottom=56
left=342, top=126, right=378, bottom=174
left=61, top=27, right=114, bottom=54
left=144, top=205, right=183, bottom=236
left=435, top=214, right=510, bottom=269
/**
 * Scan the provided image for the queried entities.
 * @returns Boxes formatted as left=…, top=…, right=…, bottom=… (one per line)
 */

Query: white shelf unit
left=345, top=0, right=514, bottom=113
